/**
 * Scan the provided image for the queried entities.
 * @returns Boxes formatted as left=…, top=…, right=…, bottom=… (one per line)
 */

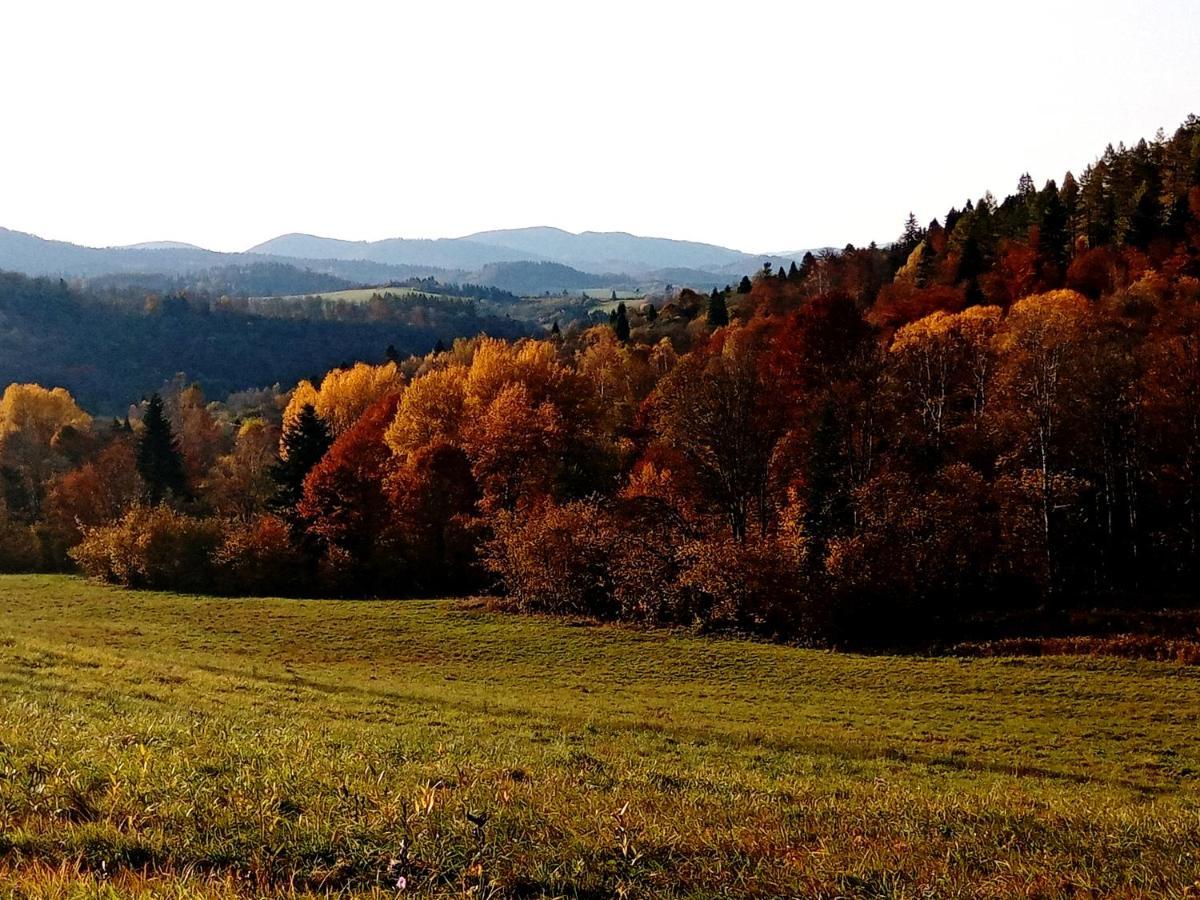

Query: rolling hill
left=462, top=225, right=764, bottom=273
left=247, top=232, right=544, bottom=270
left=0, top=227, right=449, bottom=287
left=249, top=225, right=789, bottom=276
left=0, top=269, right=529, bottom=413
left=0, top=224, right=808, bottom=296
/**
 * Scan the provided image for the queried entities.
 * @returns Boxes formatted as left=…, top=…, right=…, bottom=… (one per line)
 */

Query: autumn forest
left=2, top=119, right=1199, bottom=649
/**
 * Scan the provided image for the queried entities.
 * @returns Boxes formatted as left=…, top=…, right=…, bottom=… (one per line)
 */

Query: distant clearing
left=263, top=286, right=455, bottom=303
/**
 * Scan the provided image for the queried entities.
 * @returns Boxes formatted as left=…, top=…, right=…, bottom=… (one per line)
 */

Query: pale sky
left=3, top=1, right=1198, bottom=254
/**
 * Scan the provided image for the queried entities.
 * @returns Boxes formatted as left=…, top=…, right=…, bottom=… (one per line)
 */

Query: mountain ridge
left=1, top=224, right=810, bottom=295
left=249, top=226, right=784, bottom=276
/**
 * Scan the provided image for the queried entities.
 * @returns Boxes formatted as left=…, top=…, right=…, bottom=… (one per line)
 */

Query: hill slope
left=0, top=269, right=527, bottom=412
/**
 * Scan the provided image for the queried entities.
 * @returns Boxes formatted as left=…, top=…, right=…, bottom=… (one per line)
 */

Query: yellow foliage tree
left=282, top=362, right=404, bottom=439
left=889, top=305, right=1002, bottom=444
left=993, top=289, right=1095, bottom=586
left=0, top=383, right=91, bottom=447
left=281, top=380, right=320, bottom=430
left=384, top=366, right=468, bottom=457
left=312, top=362, right=405, bottom=436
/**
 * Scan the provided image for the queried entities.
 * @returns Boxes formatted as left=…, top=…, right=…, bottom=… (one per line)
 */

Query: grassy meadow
left=1, top=575, right=1199, bottom=897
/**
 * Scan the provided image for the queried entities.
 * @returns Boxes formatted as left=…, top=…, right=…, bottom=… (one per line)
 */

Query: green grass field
left=1, top=575, right=1199, bottom=897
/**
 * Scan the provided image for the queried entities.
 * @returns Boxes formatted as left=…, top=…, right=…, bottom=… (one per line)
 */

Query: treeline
left=2, top=117, right=1198, bottom=646
left=82, top=262, right=356, bottom=299
left=470, top=261, right=629, bottom=295
left=396, top=277, right=521, bottom=304
left=222, top=291, right=488, bottom=326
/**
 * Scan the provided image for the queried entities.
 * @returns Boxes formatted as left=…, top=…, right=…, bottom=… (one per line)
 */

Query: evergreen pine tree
left=613, top=302, right=631, bottom=342
left=1059, top=171, right=1081, bottom=243
left=915, top=241, right=939, bottom=288
left=1036, top=179, right=1071, bottom=274
left=1128, top=181, right=1161, bottom=248
left=788, top=260, right=800, bottom=279
left=137, top=393, right=187, bottom=504
left=386, top=343, right=400, bottom=363
left=272, top=404, right=332, bottom=510
left=644, top=303, right=657, bottom=323
left=955, top=236, right=985, bottom=284
left=707, top=289, right=729, bottom=327
left=550, top=320, right=561, bottom=336
left=901, top=212, right=924, bottom=251
left=736, top=275, right=753, bottom=294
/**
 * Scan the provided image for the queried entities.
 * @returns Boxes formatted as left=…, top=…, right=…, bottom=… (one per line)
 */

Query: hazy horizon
left=3, top=1, right=1198, bottom=254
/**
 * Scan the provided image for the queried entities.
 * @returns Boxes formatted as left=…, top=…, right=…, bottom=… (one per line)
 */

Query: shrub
left=71, top=506, right=222, bottom=591
left=676, top=534, right=826, bottom=640
left=0, top=516, right=41, bottom=572
left=212, top=514, right=307, bottom=596
left=485, top=499, right=617, bottom=617
left=484, top=496, right=825, bottom=636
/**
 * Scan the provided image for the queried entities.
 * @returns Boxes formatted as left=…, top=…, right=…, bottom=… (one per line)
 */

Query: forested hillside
left=2, top=117, right=1199, bottom=648
left=0, top=272, right=528, bottom=413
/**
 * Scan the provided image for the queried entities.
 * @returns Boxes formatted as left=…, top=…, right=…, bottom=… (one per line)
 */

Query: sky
left=3, top=0, right=1199, bottom=255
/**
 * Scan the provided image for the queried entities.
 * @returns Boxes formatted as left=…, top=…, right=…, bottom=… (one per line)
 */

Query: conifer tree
left=1059, top=171, right=1081, bottom=242
left=613, top=302, right=631, bottom=343
left=137, top=393, right=187, bottom=504
left=799, top=252, right=817, bottom=281
left=644, top=303, right=657, bottom=323
left=915, top=241, right=939, bottom=288
left=901, top=212, right=924, bottom=252
left=788, top=260, right=800, bottom=279
left=955, top=236, right=985, bottom=285
left=1036, top=179, right=1070, bottom=273
left=707, top=289, right=729, bottom=327
left=737, top=275, right=753, bottom=294
left=272, top=404, right=332, bottom=510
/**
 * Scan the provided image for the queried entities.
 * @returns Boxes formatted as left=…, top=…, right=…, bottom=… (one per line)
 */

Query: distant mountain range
left=0, top=226, right=443, bottom=285
left=0, top=225, right=814, bottom=295
left=249, top=226, right=804, bottom=278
